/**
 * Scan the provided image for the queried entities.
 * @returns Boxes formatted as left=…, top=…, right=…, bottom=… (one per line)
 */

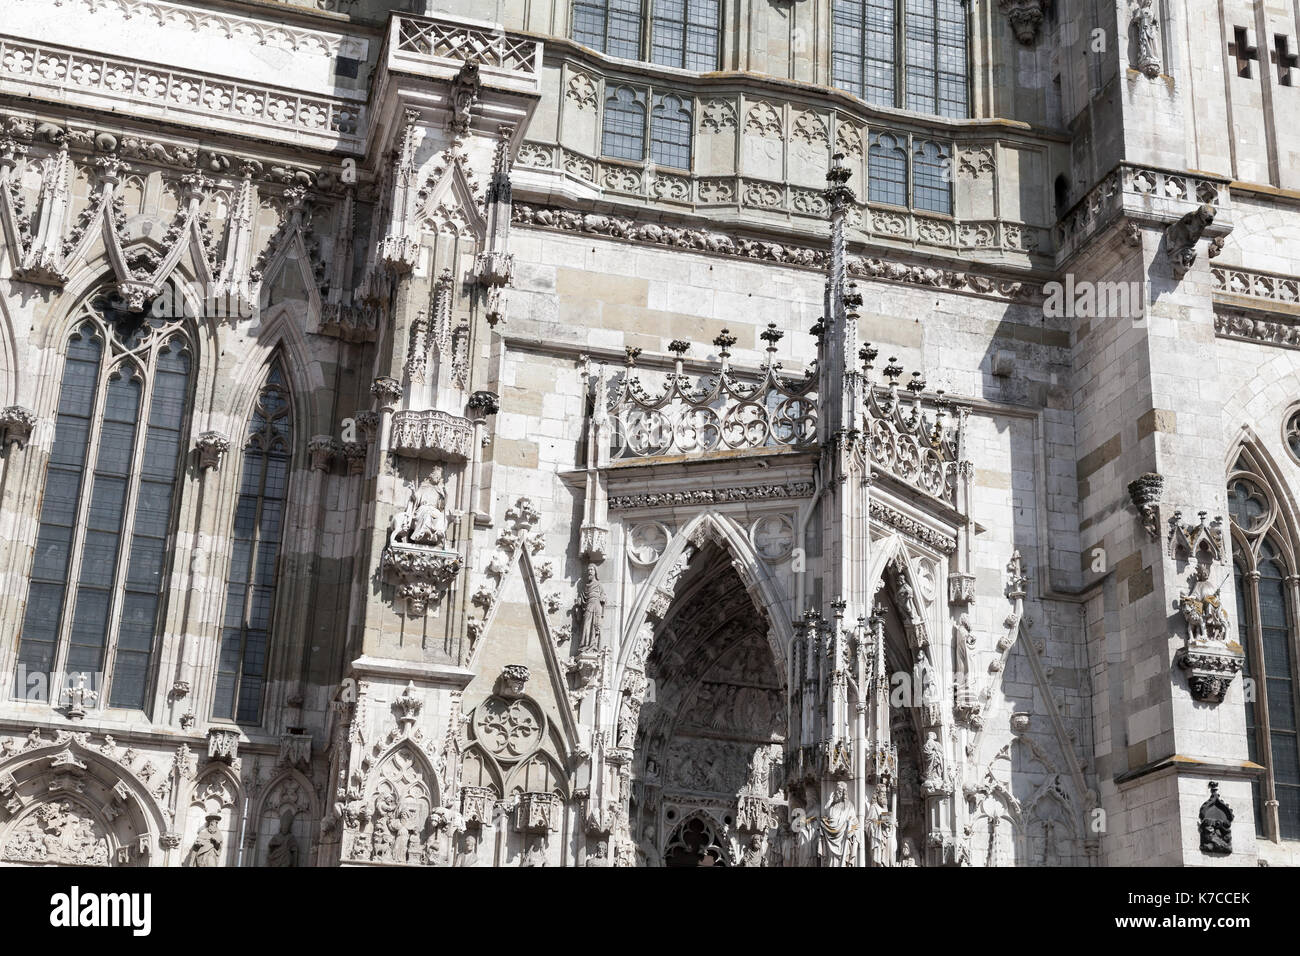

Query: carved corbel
left=195, top=430, right=231, bottom=471
left=308, top=434, right=340, bottom=472
left=392, top=681, right=423, bottom=732
left=999, top=0, right=1046, bottom=45
left=0, top=405, right=36, bottom=449
left=1127, top=472, right=1164, bottom=539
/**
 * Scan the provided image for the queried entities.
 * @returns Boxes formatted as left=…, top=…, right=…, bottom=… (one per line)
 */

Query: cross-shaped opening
left=1230, top=25, right=1260, bottom=78
left=1273, top=34, right=1299, bottom=86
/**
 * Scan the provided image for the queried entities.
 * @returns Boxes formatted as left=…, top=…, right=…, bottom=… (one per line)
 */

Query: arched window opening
left=15, top=293, right=193, bottom=712
left=212, top=363, right=292, bottom=724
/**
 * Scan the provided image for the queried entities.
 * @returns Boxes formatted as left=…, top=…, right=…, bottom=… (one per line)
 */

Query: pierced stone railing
left=599, top=327, right=817, bottom=461
left=1212, top=265, right=1300, bottom=305
left=0, top=35, right=363, bottom=149
left=386, top=14, right=541, bottom=92
left=858, top=348, right=960, bottom=504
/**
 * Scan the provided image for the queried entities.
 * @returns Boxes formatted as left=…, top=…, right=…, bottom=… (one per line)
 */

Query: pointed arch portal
left=629, top=540, right=786, bottom=867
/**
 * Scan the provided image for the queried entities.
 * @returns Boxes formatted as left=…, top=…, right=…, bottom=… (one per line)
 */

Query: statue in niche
left=898, top=839, right=918, bottom=867
left=818, top=781, right=860, bottom=867
left=521, top=838, right=547, bottom=867
left=1180, top=563, right=1228, bottom=645
left=370, top=795, right=395, bottom=862
left=953, top=613, right=975, bottom=689
left=865, top=787, right=893, bottom=867
left=455, top=831, right=479, bottom=867
left=788, top=785, right=821, bottom=867
left=188, top=813, right=223, bottom=867
left=740, top=833, right=767, bottom=867
left=577, top=565, right=605, bottom=653
left=639, top=824, right=662, bottom=867
left=391, top=475, right=448, bottom=548
left=1132, top=0, right=1161, bottom=77
left=267, top=810, right=299, bottom=867
left=586, top=839, right=611, bottom=866
left=921, top=731, right=946, bottom=792
left=1198, top=782, right=1233, bottom=854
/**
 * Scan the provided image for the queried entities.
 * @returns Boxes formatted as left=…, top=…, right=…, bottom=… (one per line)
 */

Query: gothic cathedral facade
left=0, top=0, right=1294, bottom=867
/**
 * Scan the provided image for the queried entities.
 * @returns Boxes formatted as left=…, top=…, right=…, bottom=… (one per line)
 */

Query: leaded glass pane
left=651, top=93, right=692, bottom=169
left=213, top=364, right=292, bottom=725
left=869, top=134, right=908, bottom=206
left=602, top=86, right=647, bottom=161
left=913, top=140, right=952, bottom=213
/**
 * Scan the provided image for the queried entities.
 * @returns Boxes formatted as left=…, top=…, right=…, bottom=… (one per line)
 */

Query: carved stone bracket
left=308, top=434, right=341, bottom=472
left=468, top=390, right=500, bottom=417
left=371, top=376, right=404, bottom=407
left=1127, top=472, right=1164, bottom=539
left=999, top=0, right=1046, bottom=44
left=195, top=431, right=231, bottom=471
left=0, top=406, right=36, bottom=449
left=1178, top=644, right=1243, bottom=703
left=381, top=543, right=462, bottom=616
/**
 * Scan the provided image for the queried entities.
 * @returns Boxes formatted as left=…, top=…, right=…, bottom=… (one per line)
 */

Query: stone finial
left=393, top=680, right=423, bottom=731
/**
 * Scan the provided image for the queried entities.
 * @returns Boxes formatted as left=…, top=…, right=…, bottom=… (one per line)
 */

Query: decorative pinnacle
left=713, top=328, right=737, bottom=357
left=859, top=343, right=878, bottom=367
left=624, top=346, right=642, bottom=367
left=843, top=282, right=863, bottom=312
left=907, top=371, right=926, bottom=394
left=824, top=152, right=854, bottom=208
left=760, top=322, right=784, bottom=353
left=884, top=357, right=903, bottom=385
left=667, top=339, right=690, bottom=357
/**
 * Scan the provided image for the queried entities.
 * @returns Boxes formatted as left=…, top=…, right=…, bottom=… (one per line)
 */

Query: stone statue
left=188, top=814, right=223, bottom=867
left=577, top=565, right=605, bottom=652
left=818, top=781, right=860, bottom=867
left=953, top=613, right=975, bottom=688
left=521, top=838, right=547, bottom=867
left=456, top=831, right=479, bottom=867
left=865, top=787, right=893, bottom=867
left=639, top=824, right=662, bottom=868
left=1180, top=563, right=1228, bottom=644
left=1198, top=782, right=1233, bottom=854
left=922, top=731, right=946, bottom=792
left=1133, top=0, right=1161, bottom=77
left=898, top=840, right=918, bottom=867
left=391, top=476, right=448, bottom=548
left=267, top=810, right=299, bottom=867
left=789, top=786, right=821, bottom=868
left=585, top=839, right=611, bottom=866
left=740, top=833, right=767, bottom=867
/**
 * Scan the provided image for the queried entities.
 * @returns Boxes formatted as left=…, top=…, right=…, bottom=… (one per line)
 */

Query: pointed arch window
left=213, top=364, right=292, bottom=724
left=1229, top=455, right=1300, bottom=840
left=832, top=0, right=968, bottom=118
left=15, top=294, right=192, bottom=711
